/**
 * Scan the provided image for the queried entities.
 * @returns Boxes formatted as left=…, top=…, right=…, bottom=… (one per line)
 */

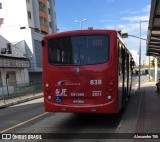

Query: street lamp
left=121, top=33, right=147, bottom=41
left=139, top=20, right=149, bottom=90
left=121, top=20, right=149, bottom=90
left=74, top=19, right=87, bottom=30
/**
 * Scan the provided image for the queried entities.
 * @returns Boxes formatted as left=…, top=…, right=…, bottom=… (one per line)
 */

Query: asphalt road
left=0, top=97, right=124, bottom=142
left=0, top=75, right=149, bottom=142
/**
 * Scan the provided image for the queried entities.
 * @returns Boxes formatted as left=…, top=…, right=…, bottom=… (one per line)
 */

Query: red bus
left=42, top=30, right=134, bottom=113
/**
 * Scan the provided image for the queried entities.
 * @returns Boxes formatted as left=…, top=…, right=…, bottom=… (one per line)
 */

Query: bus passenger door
left=118, top=43, right=128, bottom=110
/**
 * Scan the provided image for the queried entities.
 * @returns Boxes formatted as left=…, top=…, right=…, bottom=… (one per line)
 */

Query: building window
left=7, top=71, right=16, bottom=86
left=0, top=3, right=2, bottom=9
left=49, top=22, right=51, bottom=28
left=27, top=11, right=31, bottom=19
left=48, top=8, right=50, bottom=15
left=40, top=17, right=47, bottom=26
left=0, top=18, right=4, bottom=25
left=34, top=40, right=42, bottom=68
left=0, top=72, right=2, bottom=87
left=39, top=2, right=46, bottom=12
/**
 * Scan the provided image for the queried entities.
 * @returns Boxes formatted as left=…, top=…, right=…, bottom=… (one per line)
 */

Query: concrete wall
left=0, top=68, right=29, bottom=86
left=0, top=68, right=30, bottom=95
left=29, top=72, right=42, bottom=83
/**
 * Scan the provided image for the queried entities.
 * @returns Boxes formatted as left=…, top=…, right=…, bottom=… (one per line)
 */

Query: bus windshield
left=48, top=35, right=109, bottom=65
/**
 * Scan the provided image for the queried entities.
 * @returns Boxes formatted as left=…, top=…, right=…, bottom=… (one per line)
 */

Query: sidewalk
left=138, top=81, right=160, bottom=134
left=113, top=78, right=160, bottom=142
left=0, top=92, right=43, bottom=109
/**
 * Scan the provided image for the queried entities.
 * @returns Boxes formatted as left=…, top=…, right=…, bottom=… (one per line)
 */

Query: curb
left=0, top=94, right=43, bottom=109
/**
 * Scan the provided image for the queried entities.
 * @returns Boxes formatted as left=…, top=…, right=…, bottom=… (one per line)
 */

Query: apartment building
left=0, top=0, right=57, bottom=83
left=26, top=0, right=57, bottom=34
left=0, top=0, right=57, bottom=33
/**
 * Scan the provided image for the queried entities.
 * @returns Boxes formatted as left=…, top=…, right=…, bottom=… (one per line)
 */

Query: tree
left=151, top=57, right=160, bottom=67
left=158, top=57, right=160, bottom=67
left=151, top=59, right=155, bottom=67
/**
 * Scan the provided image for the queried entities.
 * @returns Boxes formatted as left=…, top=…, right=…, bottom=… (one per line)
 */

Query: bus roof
left=43, top=29, right=117, bottom=39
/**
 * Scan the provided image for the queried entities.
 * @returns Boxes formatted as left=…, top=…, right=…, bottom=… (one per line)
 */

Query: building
left=0, top=35, right=30, bottom=95
left=130, top=50, right=139, bottom=66
left=0, top=0, right=57, bottom=83
left=0, top=0, right=57, bottom=34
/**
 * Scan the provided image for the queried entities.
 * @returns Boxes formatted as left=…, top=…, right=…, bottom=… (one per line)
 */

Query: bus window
left=48, top=35, right=109, bottom=65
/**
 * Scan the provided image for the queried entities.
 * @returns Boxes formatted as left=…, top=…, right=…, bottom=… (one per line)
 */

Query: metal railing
left=0, top=82, right=42, bottom=101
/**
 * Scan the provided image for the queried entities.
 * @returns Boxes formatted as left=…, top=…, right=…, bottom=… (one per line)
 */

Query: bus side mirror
left=131, top=61, right=135, bottom=71
left=131, top=61, right=135, bottom=66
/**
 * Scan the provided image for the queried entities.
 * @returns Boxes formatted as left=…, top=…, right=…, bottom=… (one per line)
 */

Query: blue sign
left=55, top=96, right=62, bottom=103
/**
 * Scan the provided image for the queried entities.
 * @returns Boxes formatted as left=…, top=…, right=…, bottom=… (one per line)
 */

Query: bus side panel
left=118, top=41, right=122, bottom=111
left=118, top=40, right=133, bottom=111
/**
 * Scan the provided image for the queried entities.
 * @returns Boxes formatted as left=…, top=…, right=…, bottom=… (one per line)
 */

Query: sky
left=55, top=0, right=151, bottom=64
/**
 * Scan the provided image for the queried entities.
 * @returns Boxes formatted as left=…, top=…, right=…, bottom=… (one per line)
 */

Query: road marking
left=115, top=120, right=123, bottom=133
left=0, top=112, right=49, bottom=133
left=135, top=91, right=144, bottom=133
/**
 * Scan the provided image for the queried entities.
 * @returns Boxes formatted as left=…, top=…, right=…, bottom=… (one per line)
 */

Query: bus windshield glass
left=48, top=35, right=109, bottom=65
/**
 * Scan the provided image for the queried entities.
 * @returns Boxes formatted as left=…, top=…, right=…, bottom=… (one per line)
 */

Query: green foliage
left=158, top=57, right=160, bottom=67
left=151, top=57, right=160, bottom=67
left=151, top=59, right=155, bottom=67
